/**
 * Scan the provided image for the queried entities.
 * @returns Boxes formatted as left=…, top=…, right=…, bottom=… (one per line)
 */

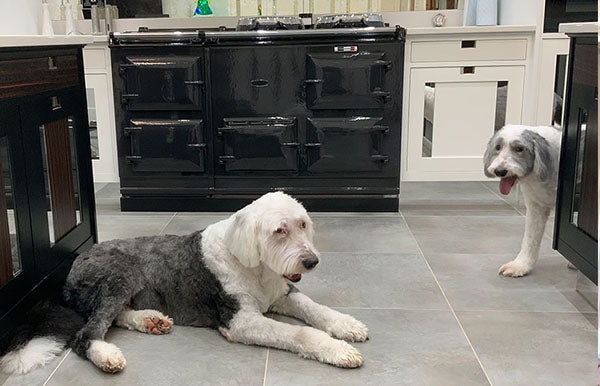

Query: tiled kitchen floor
left=1, top=182, right=597, bottom=386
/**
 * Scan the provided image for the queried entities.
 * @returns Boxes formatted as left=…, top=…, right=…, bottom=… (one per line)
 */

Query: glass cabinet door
left=0, top=111, right=35, bottom=318
left=21, top=92, right=94, bottom=276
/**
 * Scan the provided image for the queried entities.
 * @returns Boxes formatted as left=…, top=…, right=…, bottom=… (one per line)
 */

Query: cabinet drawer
left=0, top=55, right=79, bottom=100
left=411, top=39, right=527, bottom=63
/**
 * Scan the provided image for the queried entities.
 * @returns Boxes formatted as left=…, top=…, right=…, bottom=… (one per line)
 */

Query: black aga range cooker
left=110, top=14, right=405, bottom=211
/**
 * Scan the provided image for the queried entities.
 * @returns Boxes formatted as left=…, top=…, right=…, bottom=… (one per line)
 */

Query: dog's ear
left=224, top=209, right=261, bottom=268
left=522, top=130, right=554, bottom=181
left=483, top=136, right=498, bottom=178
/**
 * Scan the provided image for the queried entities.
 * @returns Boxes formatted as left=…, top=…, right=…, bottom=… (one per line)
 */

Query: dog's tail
left=0, top=299, right=84, bottom=375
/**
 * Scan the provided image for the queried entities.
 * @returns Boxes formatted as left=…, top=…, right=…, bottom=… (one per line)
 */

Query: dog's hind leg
left=115, top=307, right=174, bottom=335
left=69, top=277, right=139, bottom=372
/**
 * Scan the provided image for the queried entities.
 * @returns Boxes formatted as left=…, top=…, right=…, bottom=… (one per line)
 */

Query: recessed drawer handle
left=251, top=79, right=269, bottom=88
left=187, top=143, right=207, bottom=148
left=184, top=80, right=204, bottom=86
left=281, top=142, right=300, bottom=147
left=371, top=154, right=389, bottom=163
left=304, top=143, right=322, bottom=147
left=219, top=155, right=236, bottom=163
left=48, top=56, right=58, bottom=70
left=50, top=96, right=61, bottom=110
left=461, top=66, right=475, bottom=74
left=304, top=79, right=323, bottom=84
left=461, top=40, right=476, bottom=48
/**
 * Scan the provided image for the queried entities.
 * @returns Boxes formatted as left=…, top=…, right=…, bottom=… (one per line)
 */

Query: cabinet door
left=0, top=110, right=35, bottom=319
left=21, top=92, right=95, bottom=277
left=405, top=66, right=524, bottom=181
left=554, top=36, right=597, bottom=283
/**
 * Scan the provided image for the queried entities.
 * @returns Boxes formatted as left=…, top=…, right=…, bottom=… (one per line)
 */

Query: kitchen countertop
left=558, top=22, right=598, bottom=35
left=0, top=35, right=94, bottom=48
left=406, top=24, right=536, bottom=36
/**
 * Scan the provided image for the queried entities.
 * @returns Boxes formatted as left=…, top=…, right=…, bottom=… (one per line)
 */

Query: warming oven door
left=305, top=50, right=392, bottom=110
left=217, top=117, right=299, bottom=172
left=124, top=119, right=206, bottom=173
left=305, top=117, right=391, bottom=174
left=119, top=54, right=203, bottom=111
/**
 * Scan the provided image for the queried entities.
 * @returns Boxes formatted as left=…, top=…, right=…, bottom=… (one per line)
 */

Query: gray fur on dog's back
left=63, top=231, right=239, bottom=356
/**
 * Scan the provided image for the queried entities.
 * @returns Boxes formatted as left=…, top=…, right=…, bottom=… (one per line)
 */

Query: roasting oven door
left=124, top=119, right=206, bottom=173
left=305, top=50, right=392, bottom=110
left=120, top=54, right=203, bottom=111
left=217, top=117, right=299, bottom=172
left=305, top=117, right=390, bottom=174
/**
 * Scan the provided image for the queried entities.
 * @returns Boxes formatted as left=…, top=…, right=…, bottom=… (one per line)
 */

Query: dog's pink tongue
left=499, top=176, right=517, bottom=195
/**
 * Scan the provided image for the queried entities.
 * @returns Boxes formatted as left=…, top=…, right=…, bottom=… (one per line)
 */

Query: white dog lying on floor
left=1, top=192, right=367, bottom=375
left=483, top=124, right=562, bottom=277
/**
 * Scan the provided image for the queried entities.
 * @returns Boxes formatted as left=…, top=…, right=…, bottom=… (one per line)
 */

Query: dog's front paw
left=499, top=260, right=532, bottom=277
left=327, top=315, right=369, bottom=343
left=313, top=339, right=363, bottom=368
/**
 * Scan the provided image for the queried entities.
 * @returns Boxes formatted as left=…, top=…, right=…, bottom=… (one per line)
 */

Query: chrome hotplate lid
left=237, top=16, right=304, bottom=31
left=315, top=13, right=385, bottom=28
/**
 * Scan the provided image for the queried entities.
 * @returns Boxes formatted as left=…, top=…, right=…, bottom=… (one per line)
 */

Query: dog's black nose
left=494, top=169, right=508, bottom=177
left=302, top=257, right=319, bottom=270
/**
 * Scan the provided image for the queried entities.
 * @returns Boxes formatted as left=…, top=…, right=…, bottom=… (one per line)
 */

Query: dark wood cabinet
left=0, top=46, right=96, bottom=346
left=553, top=32, right=598, bottom=284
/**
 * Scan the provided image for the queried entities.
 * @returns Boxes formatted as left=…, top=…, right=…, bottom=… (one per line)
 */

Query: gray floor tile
left=405, top=216, right=559, bottom=256
left=96, top=214, right=173, bottom=242
left=161, top=213, right=231, bottom=236
left=457, top=310, right=597, bottom=386
left=46, top=326, right=266, bottom=386
left=295, top=252, right=447, bottom=310
left=265, top=309, right=488, bottom=386
left=400, top=182, right=519, bottom=216
left=1, top=349, right=69, bottom=386
left=312, top=215, right=420, bottom=254
left=426, top=253, right=595, bottom=313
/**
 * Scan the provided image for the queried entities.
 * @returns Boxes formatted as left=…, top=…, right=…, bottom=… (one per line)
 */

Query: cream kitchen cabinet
left=405, top=65, right=525, bottom=180
left=402, top=30, right=535, bottom=181
left=83, top=40, right=119, bottom=183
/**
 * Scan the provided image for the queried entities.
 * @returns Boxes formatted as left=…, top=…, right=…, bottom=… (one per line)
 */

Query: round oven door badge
left=432, top=13, right=446, bottom=27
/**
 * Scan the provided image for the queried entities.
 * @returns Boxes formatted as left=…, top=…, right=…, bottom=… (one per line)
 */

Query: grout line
left=262, top=348, right=270, bottom=386
left=158, top=212, right=178, bottom=235
left=331, top=306, right=594, bottom=314
left=401, top=212, right=494, bottom=386
left=42, top=348, right=71, bottom=386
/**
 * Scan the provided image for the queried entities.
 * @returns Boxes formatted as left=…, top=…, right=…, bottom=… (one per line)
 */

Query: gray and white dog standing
left=1, top=192, right=367, bottom=375
left=483, top=124, right=562, bottom=277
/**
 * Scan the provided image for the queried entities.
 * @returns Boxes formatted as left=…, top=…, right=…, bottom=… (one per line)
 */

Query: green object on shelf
left=193, top=0, right=213, bottom=16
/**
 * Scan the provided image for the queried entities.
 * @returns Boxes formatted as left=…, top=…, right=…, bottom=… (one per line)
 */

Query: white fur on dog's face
left=224, top=192, right=320, bottom=278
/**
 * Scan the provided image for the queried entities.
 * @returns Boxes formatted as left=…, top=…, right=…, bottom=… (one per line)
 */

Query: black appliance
left=110, top=16, right=405, bottom=212
left=553, top=27, right=597, bottom=283
left=544, top=0, right=597, bottom=32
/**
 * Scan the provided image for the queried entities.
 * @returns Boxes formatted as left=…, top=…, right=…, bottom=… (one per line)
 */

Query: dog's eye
left=515, top=146, right=524, bottom=152
left=301, top=221, right=306, bottom=229
left=275, top=228, right=285, bottom=234
left=495, top=144, right=501, bottom=151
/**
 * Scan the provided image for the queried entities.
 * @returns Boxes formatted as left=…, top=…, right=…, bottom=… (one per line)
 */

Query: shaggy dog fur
left=483, top=124, right=562, bottom=277
left=1, top=192, right=368, bottom=374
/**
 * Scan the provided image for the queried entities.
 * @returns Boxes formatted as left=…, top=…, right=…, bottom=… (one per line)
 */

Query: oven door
left=125, top=119, right=206, bottom=173
left=305, top=51, right=392, bottom=110
left=120, top=54, right=203, bottom=111
left=305, top=117, right=390, bottom=173
left=217, top=117, right=299, bottom=172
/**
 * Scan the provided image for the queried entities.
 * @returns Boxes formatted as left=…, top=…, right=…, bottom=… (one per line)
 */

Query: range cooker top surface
left=235, top=13, right=385, bottom=31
